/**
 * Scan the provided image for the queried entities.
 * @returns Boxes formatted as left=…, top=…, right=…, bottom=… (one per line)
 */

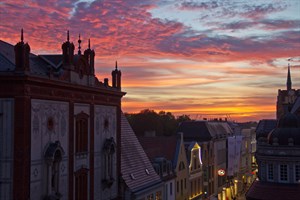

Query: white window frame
left=267, top=163, right=274, bottom=181
left=279, top=164, right=289, bottom=183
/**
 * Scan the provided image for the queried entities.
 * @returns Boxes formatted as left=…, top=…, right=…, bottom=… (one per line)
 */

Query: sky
left=1, top=0, right=300, bottom=122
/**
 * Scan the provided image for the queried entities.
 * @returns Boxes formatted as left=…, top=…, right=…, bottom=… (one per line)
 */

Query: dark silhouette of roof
left=121, top=114, right=161, bottom=193
left=267, top=112, right=300, bottom=146
left=291, top=97, right=300, bottom=114
left=177, top=121, right=212, bottom=141
left=138, top=135, right=178, bottom=164
left=177, top=121, right=232, bottom=142
left=255, top=119, right=277, bottom=139
left=246, top=181, right=300, bottom=200
left=0, top=40, right=50, bottom=75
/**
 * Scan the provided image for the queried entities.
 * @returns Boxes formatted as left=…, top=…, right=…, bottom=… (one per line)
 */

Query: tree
left=125, top=110, right=193, bottom=136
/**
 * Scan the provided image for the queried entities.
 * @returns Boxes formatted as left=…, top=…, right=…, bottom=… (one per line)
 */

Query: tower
left=84, top=39, right=95, bottom=75
left=14, top=29, right=30, bottom=72
left=112, top=61, right=121, bottom=90
left=276, top=64, right=298, bottom=119
left=287, top=63, right=292, bottom=91
left=62, top=30, right=75, bottom=68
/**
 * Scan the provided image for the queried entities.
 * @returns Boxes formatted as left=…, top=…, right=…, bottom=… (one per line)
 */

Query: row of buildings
left=0, top=31, right=258, bottom=200
left=136, top=119, right=256, bottom=200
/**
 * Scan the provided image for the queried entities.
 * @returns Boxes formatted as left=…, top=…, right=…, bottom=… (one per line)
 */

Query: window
left=147, top=194, right=154, bottom=200
left=267, top=164, right=274, bottom=180
left=156, top=191, right=162, bottom=200
left=179, top=161, right=185, bottom=171
left=102, top=137, right=116, bottom=188
left=170, top=182, right=172, bottom=195
left=75, top=168, right=88, bottom=200
left=295, top=165, right=300, bottom=182
left=44, top=141, right=64, bottom=198
left=181, top=179, right=183, bottom=195
left=51, top=151, right=61, bottom=193
left=194, top=158, right=197, bottom=170
left=191, top=181, right=193, bottom=195
left=177, top=181, right=179, bottom=193
left=165, top=184, right=168, bottom=200
left=75, top=112, right=89, bottom=153
left=280, top=164, right=288, bottom=181
left=184, top=178, right=186, bottom=189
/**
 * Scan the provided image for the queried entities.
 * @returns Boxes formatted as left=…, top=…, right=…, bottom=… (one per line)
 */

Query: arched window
left=75, top=112, right=89, bottom=153
left=44, top=141, right=64, bottom=199
left=179, top=161, right=185, bottom=171
left=102, top=137, right=116, bottom=188
left=75, top=168, right=88, bottom=200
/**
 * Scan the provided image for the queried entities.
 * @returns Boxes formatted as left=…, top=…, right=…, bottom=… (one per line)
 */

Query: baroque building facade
left=0, top=30, right=124, bottom=200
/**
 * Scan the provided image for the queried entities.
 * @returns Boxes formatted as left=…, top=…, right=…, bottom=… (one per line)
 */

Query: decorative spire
left=88, top=38, right=90, bottom=49
left=115, top=60, right=118, bottom=70
left=78, top=34, right=82, bottom=55
left=287, top=63, right=292, bottom=91
left=67, top=30, right=69, bottom=42
left=21, top=28, right=24, bottom=42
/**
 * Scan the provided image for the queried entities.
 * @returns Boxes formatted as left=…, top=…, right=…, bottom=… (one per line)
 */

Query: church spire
left=21, top=28, right=24, bottom=43
left=287, top=63, right=292, bottom=91
left=78, top=34, right=82, bottom=55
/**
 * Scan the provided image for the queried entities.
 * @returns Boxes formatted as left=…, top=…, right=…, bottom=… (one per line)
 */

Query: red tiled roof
left=121, top=114, right=161, bottom=193
left=138, top=135, right=178, bottom=162
left=246, top=181, right=300, bottom=200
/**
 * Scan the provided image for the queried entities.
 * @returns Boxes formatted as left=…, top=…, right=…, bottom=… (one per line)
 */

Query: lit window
left=75, top=112, right=89, bottom=153
left=295, top=165, right=300, bottom=183
left=267, top=164, right=274, bottom=180
left=280, top=164, right=288, bottom=181
left=147, top=194, right=154, bottom=200
left=156, top=191, right=162, bottom=200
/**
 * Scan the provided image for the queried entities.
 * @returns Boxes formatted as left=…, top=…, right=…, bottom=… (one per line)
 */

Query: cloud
left=1, top=0, right=299, bottom=122
left=213, top=19, right=300, bottom=31
left=241, top=3, right=287, bottom=20
left=178, top=1, right=219, bottom=10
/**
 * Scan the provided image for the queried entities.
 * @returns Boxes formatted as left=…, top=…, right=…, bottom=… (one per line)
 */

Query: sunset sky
left=1, top=0, right=300, bottom=122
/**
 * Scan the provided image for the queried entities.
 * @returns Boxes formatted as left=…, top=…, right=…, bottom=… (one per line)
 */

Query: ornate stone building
left=0, top=30, right=124, bottom=200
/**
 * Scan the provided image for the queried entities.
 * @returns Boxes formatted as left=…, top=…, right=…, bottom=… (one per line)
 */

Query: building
left=120, top=114, right=163, bottom=200
left=276, top=64, right=300, bottom=119
left=246, top=112, right=300, bottom=199
left=138, top=133, right=190, bottom=200
left=246, top=65, right=300, bottom=200
left=186, top=142, right=203, bottom=200
left=178, top=120, right=233, bottom=200
left=0, top=30, right=126, bottom=200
